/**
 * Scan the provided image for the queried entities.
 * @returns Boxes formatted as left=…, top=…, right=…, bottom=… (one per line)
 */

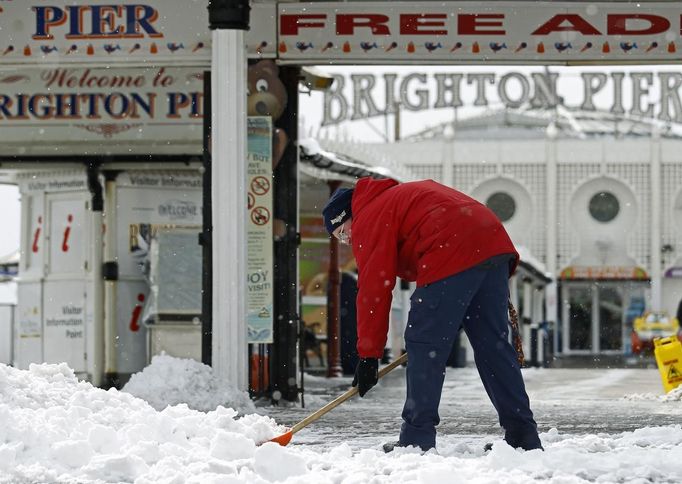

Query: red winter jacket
left=350, top=177, right=519, bottom=358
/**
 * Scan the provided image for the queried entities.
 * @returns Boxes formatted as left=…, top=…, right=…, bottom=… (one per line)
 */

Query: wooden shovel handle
left=289, top=352, right=408, bottom=435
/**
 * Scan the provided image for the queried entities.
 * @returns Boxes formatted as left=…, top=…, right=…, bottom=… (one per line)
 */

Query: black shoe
left=383, top=441, right=435, bottom=453
left=484, top=441, right=543, bottom=452
left=506, top=433, right=544, bottom=451
left=382, top=441, right=403, bottom=453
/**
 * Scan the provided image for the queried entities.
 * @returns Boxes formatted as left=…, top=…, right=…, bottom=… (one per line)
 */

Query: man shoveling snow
left=322, top=176, right=542, bottom=453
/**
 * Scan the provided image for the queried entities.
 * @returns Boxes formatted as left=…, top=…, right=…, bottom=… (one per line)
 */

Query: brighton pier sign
left=322, top=70, right=682, bottom=126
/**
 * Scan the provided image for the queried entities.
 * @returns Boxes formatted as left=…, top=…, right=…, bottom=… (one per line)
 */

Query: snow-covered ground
left=1, top=356, right=681, bottom=483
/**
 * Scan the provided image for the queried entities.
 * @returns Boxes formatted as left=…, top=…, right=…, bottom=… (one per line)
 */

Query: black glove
left=352, top=358, right=379, bottom=397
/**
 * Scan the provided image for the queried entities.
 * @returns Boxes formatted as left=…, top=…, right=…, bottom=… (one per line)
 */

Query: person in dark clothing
left=339, top=271, right=359, bottom=375
left=322, top=177, right=542, bottom=453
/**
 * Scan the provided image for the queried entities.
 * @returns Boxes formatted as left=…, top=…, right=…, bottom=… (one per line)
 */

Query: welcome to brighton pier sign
left=322, top=70, right=682, bottom=126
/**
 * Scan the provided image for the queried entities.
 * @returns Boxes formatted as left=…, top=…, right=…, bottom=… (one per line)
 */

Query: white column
left=533, top=285, right=545, bottom=364
left=442, top=140, right=454, bottom=186
left=522, top=280, right=532, bottom=357
left=211, top=28, right=248, bottom=390
left=545, top=127, right=559, bottom=352
left=591, top=284, right=599, bottom=353
left=650, top=130, right=662, bottom=311
left=561, top=284, right=570, bottom=354
left=88, top=195, right=104, bottom=387
left=103, top=178, right=117, bottom=378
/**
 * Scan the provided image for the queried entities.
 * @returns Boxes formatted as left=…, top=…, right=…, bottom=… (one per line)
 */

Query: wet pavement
left=263, top=365, right=682, bottom=452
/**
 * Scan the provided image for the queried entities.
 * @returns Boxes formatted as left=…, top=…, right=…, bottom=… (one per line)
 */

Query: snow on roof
left=517, top=245, right=552, bottom=283
left=0, top=249, right=19, bottom=265
left=299, top=138, right=414, bottom=183
left=0, top=249, right=18, bottom=279
left=403, top=105, right=682, bottom=142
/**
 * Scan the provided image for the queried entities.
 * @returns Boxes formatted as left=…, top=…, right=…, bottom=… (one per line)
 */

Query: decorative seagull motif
left=103, top=44, right=121, bottom=54
left=425, top=42, right=442, bottom=52
left=295, top=42, right=313, bottom=52
left=167, top=43, right=185, bottom=52
left=360, top=42, right=378, bottom=52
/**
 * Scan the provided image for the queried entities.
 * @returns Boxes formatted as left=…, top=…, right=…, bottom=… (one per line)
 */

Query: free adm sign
left=278, top=2, right=682, bottom=63
left=2, top=2, right=679, bottom=64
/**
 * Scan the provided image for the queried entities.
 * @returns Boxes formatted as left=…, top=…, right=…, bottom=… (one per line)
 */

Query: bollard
left=653, top=336, right=682, bottom=393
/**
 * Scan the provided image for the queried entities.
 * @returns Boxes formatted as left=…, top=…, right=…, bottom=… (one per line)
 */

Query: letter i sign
left=32, top=216, right=42, bottom=253
left=62, top=214, right=73, bottom=252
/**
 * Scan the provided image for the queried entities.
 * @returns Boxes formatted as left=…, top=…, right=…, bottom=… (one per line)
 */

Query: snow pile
left=122, top=353, right=256, bottom=414
left=623, top=392, right=663, bottom=401
left=2, top=362, right=682, bottom=483
left=624, top=384, right=682, bottom=402
left=662, top=385, right=682, bottom=402
left=0, top=362, right=285, bottom=483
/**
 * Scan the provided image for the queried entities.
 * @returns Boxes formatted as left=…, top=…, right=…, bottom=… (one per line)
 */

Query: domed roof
left=403, top=105, right=682, bottom=142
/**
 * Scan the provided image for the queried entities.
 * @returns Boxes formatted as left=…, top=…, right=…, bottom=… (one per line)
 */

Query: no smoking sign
left=250, top=176, right=270, bottom=196
left=251, top=206, right=270, bottom=225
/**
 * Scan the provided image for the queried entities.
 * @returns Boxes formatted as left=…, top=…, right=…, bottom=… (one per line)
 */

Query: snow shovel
left=268, top=352, right=408, bottom=446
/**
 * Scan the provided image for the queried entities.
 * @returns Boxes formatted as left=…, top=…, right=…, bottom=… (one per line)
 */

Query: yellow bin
left=653, top=336, right=682, bottom=393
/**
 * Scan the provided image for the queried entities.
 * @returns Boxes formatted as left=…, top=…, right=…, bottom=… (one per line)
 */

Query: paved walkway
left=263, top=366, right=682, bottom=452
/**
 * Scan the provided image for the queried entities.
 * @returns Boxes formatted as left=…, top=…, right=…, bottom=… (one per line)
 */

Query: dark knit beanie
left=322, top=188, right=354, bottom=234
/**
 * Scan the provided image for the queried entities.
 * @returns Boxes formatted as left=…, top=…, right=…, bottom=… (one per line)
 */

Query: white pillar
left=442, top=140, right=454, bottom=186
left=103, top=177, right=118, bottom=378
left=561, top=284, right=570, bottom=354
left=522, top=280, right=532, bottom=357
left=545, top=126, right=559, bottom=352
left=211, top=28, right=248, bottom=390
left=650, top=130, right=662, bottom=311
left=88, top=190, right=104, bottom=387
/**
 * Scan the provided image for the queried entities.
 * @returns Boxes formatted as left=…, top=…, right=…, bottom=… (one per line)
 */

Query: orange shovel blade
left=268, top=429, right=293, bottom=446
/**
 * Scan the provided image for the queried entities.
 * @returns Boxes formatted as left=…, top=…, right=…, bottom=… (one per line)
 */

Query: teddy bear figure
left=247, top=59, right=289, bottom=169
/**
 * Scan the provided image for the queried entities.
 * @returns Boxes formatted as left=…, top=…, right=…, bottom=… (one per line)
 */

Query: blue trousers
left=400, top=254, right=541, bottom=451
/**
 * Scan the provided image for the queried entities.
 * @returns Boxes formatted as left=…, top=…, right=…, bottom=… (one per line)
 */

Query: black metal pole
left=271, top=66, right=301, bottom=403
left=200, top=71, right=213, bottom=366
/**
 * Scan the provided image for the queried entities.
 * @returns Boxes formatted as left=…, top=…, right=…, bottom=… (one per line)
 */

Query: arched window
left=589, top=191, right=619, bottom=223
left=486, top=192, right=516, bottom=222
